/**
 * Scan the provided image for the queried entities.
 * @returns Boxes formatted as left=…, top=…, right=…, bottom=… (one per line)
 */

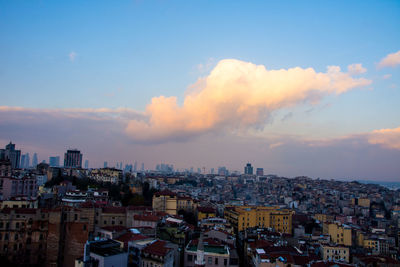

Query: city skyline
left=0, top=1, right=399, bottom=180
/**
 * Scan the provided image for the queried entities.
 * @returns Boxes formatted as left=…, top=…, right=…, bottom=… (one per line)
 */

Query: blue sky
left=0, top=1, right=399, bottom=179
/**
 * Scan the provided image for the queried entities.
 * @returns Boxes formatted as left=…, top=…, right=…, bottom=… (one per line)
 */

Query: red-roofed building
left=115, top=232, right=150, bottom=250
left=142, top=240, right=175, bottom=267
left=132, top=213, right=160, bottom=235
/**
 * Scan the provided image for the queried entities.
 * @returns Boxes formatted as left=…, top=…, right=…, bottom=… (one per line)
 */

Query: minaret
left=195, top=233, right=205, bottom=267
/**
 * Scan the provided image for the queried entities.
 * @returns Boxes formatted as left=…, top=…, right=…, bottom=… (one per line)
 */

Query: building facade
left=64, top=149, right=82, bottom=168
left=224, top=206, right=293, bottom=233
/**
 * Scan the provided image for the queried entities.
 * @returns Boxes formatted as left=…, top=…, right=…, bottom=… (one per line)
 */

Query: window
left=74, top=214, right=78, bottom=220
left=224, top=259, right=228, bottom=266
left=208, top=257, right=212, bottom=264
left=188, top=255, right=193, bottom=262
left=16, top=222, right=19, bottom=228
left=14, top=234, right=18, bottom=241
left=83, top=225, right=87, bottom=231
left=215, top=258, right=218, bottom=265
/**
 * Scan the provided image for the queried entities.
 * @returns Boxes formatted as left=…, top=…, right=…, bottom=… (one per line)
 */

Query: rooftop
left=90, top=239, right=126, bottom=257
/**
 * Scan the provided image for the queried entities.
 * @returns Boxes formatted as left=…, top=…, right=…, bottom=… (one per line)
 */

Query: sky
left=0, top=0, right=399, bottom=180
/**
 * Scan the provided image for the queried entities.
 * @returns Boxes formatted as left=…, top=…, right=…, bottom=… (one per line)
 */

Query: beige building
left=152, top=190, right=197, bottom=215
left=0, top=198, right=38, bottom=209
left=90, top=168, right=123, bottom=184
left=351, top=198, right=370, bottom=207
left=314, top=213, right=334, bottom=223
left=321, top=244, right=350, bottom=263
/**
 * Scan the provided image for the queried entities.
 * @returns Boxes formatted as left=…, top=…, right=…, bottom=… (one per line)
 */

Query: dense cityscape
left=2, top=1, right=400, bottom=267
left=0, top=142, right=399, bottom=266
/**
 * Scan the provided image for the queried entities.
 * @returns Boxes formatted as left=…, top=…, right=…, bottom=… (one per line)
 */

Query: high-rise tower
left=244, top=162, right=253, bottom=175
left=64, top=149, right=82, bottom=168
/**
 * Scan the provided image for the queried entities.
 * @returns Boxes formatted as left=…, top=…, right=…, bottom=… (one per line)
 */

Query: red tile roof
left=101, top=225, right=127, bottom=232
left=155, top=190, right=176, bottom=197
left=198, top=206, right=216, bottom=213
left=134, top=214, right=159, bottom=222
left=102, top=206, right=126, bottom=214
left=127, top=205, right=152, bottom=211
left=1, top=208, right=37, bottom=214
left=143, top=240, right=171, bottom=257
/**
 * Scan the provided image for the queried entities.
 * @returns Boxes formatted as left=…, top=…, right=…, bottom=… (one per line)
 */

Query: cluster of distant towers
left=0, top=142, right=144, bottom=171
left=244, top=162, right=264, bottom=176
left=1, top=142, right=263, bottom=175
left=0, top=143, right=86, bottom=169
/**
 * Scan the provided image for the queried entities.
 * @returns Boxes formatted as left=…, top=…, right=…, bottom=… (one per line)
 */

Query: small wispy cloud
left=377, top=50, right=400, bottom=69
left=196, top=57, right=216, bottom=73
left=69, top=51, right=77, bottom=62
left=281, top=112, right=293, bottom=122
left=382, top=74, right=392, bottom=80
left=347, top=63, right=367, bottom=75
left=269, top=142, right=284, bottom=149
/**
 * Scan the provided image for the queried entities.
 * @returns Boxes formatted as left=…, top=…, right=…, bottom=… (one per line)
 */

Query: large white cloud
left=377, top=50, right=400, bottom=68
left=126, top=59, right=371, bottom=142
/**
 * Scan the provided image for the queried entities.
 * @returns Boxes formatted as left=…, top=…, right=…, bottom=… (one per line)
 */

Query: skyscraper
left=104, top=161, right=108, bottom=168
left=49, top=156, right=60, bottom=167
left=32, top=153, right=38, bottom=168
left=64, top=149, right=82, bottom=168
left=256, top=168, right=264, bottom=176
left=244, top=163, right=253, bottom=175
left=84, top=160, right=89, bottom=169
left=25, top=153, right=30, bottom=169
left=21, top=154, right=26, bottom=169
left=0, top=142, right=21, bottom=169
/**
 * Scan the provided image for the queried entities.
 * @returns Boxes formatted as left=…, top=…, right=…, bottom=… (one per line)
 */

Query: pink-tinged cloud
left=126, top=59, right=371, bottom=142
left=0, top=106, right=143, bottom=121
left=69, top=51, right=77, bottom=62
left=1, top=107, right=399, bottom=179
left=347, top=63, right=367, bottom=75
left=368, top=126, right=400, bottom=150
left=382, top=74, right=392, bottom=80
left=377, top=50, right=400, bottom=68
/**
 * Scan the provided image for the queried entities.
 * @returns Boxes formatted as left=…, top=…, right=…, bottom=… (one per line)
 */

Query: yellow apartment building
left=224, top=205, right=293, bottom=234
left=351, top=198, right=370, bottom=207
left=152, top=190, right=197, bottom=215
left=325, top=222, right=352, bottom=246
